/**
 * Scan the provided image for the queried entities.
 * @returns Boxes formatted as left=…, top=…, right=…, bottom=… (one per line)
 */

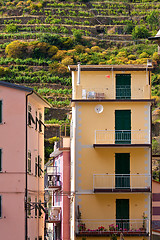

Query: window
left=28, top=104, right=32, bottom=126
left=38, top=156, right=42, bottom=177
left=28, top=151, right=31, bottom=173
left=39, top=199, right=42, bottom=217
left=35, top=197, right=37, bottom=218
left=35, top=111, right=38, bottom=130
left=0, top=149, right=2, bottom=172
left=38, top=237, right=42, bottom=240
left=39, top=112, right=42, bottom=132
left=0, top=101, right=2, bottom=123
left=27, top=196, right=31, bottom=217
left=116, top=74, right=131, bottom=99
left=0, top=196, right=2, bottom=218
left=35, top=157, right=37, bottom=176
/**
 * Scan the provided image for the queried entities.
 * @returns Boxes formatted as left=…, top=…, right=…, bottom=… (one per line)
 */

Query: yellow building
left=69, top=64, right=153, bottom=240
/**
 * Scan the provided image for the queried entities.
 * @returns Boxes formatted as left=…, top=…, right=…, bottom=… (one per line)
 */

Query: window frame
left=27, top=196, right=31, bottom=217
left=0, top=100, right=2, bottom=124
left=28, top=104, right=32, bottom=126
left=35, top=156, right=37, bottom=176
left=0, top=195, right=2, bottom=218
left=28, top=151, right=31, bottom=174
left=0, top=149, right=2, bottom=172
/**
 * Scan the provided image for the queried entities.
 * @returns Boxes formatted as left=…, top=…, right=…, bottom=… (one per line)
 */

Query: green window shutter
left=115, top=110, right=131, bottom=144
left=0, top=101, right=2, bottom=123
left=0, top=149, right=1, bottom=172
left=0, top=196, right=1, bottom=218
left=116, top=199, right=129, bottom=230
left=116, top=74, right=131, bottom=99
left=115, top=153, right=130, bottom=188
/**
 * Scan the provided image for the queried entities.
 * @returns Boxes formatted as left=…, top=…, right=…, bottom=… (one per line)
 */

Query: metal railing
left=95, top=130, right=150, bottom=144
left=93, top=174, right=151, bottom=190
left=76, top=219, right=149, bottom=234
left=45, top=207, right=61, bottom=222
left=46, top=166, right=61, bottom=188
left=76, top=86, right=150, bottom=100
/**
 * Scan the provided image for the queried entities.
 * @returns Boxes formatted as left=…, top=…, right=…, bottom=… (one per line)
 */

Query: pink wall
left=0, top=85, right=46, bottom=240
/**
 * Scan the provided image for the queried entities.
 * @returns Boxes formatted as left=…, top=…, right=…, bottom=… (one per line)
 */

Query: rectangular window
left=27, top=196, right=31, bottom=217
left=39, top=112, right=42, bottom=132
left=38, top=237, right=42, bottom=240
left=28, top=151, right=31, bottom=173
left=38, top=156, right=42, bottom=177
left=0, top=101, right=2, bottom=123
left=28, top=104, right=32, bottom=126
left=116, top=199, right=129, bottom=230
left=39, top=199, right=42, bottom=217
left=0, top=196, right=2, bottom=218
left=35, top=197, right=37, bottom=218
left=35, top=157, right=37, bottom=176
left=0, top=149, right=2, bottom=172
left=116, top=74, right=131, bottom=99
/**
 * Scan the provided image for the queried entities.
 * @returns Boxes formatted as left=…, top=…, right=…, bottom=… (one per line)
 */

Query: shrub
left=61, top=57, right=74, bottom=66
left=128, top=54, right=136, bottom=60
left=0, top=66, right=10, bottom=76
left=75, top=45, right=85, bottom=53
left=48, top=46, right=58, bottom=57
left=5, top=41, right=27, bottom=58
left=53, top=50, right=67, bottom=60
left=124, top=22, right=134, bottom=34
left=139, top=52, right=149, bottom=59
left=5, top=24, right=18, bottom=33
left=132, top=25, right=150, bottom=40
left=91, top=46, right=100, bottom=52
left=72, top=29, right=83, bottom=42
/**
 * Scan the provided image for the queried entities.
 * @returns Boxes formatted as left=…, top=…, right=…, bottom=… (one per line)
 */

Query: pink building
left=0, top=81, right=51, bottom=240
left=45, top=137, right=70, bottom=240
left=152, top=179, right=160, bottom=239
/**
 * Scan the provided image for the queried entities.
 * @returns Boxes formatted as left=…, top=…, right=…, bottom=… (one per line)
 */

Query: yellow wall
left=77, top=102, right=150, bottom=145
left=73, top=70, right=151, bottom=99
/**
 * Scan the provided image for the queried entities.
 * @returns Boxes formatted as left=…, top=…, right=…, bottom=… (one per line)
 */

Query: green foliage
left=124, top=22, right=135, bottom=34
left=5, top=23, right=18, bottom=33
left=0, top=66, right=10, bottom=76
left=132, top=25, right=150, bottom=39
left=48, top=136, right=60, bottom=144
left=146, top=10, right=159, bottom=30
left=72, top=29, right=83, bottom=43
left=5, top=41, right=27, bottom=58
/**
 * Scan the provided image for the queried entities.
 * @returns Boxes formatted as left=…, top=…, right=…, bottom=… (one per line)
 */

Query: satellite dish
left=95, top=105, right=103, bottom=113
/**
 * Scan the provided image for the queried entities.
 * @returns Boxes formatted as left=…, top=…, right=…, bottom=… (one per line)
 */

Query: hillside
left=0, top=0, right=160, bottom=159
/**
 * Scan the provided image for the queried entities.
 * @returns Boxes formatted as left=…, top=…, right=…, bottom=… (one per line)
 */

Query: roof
left=68, top=64, right=153, bottom=71
left=148, top=30, right=160, bottom=40
left=0, top=81, right=52, bottom=108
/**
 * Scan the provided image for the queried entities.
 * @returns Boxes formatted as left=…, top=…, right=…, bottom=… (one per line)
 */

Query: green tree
left=146, top=10, right=159, bottom=30
left=132, top=25, right=150, bottom=40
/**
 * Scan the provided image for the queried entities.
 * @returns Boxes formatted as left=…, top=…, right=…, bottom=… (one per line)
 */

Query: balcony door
left=115, top=153, right=130, bottom=189
left=116, top=199, right=129, bottom=230
left=116, top=74, right=131, bottom=99
left=115, top=110, right=131, bottom=144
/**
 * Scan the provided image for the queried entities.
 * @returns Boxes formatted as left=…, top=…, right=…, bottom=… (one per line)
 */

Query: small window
left=0, top=149, right=2, bottom=172
left=35, top=157, right=37, bottom=176
left=28, top=151, right=31, bottom=173
left=39, top=199, right=42, bottom=217
left=0, top=101, right=2, bottom=123
left=38, top=156, right=42, bottom=177
left=38, top=237, right=42, bottom=240
left=35, top=111, right=38, bottom=130
left=28, top=105, right=32, bottom=126
left=35, top=197, right=37, bottom=218
left=27, top=196, right=31, bottom=217
left=39, top=112, right=42, bottom=132
left=0, top=196, right=2, bottom=218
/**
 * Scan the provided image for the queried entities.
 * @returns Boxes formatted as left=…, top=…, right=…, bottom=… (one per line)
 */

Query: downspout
left=25, top=90, right=33, bottom=240
left=77, top=62, right=80, bottom=85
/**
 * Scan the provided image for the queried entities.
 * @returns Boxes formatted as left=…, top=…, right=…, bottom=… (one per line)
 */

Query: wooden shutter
left=116, top=74, right=131, bottom=99
left=0, top=101, right=2, bottom=123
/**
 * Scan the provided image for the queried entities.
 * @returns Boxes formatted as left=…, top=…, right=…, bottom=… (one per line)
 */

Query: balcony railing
left=74, top=86, right=150, bottom=100
left=76, top=219, right=149, bottom=236
left=93, top=174, right=151, bottom=191
left=45, top=207, right=61, bottom=223
left=95, top=130, right=150, bottom=145
left=46, top=166, right=61, bottom=190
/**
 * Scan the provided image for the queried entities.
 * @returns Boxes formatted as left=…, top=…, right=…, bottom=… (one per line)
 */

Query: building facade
left=0, top=81, right=50, bottom=240
left=45, top=137, right=70, bottom=240
left=69, top=64, right=153, bottom=240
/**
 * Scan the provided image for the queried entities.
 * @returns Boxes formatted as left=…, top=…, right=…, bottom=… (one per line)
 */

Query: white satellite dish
left=95, top=104, right=103, bottom=113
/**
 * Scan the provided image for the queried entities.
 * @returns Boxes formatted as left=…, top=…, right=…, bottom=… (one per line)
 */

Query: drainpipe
left=25, top=90, right=33, bottom=240
left=77, top=62, right=80, bottom=85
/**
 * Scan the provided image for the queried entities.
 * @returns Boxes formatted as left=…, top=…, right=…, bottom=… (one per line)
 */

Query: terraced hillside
left=0, top=0, right=160, bottom=159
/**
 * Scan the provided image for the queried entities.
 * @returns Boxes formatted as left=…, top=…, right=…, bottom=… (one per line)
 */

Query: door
left=116, top=199, right=129, bottom=230
left=115, top=153, right=130, bottom=189
left=115, top=110, right=131, bottom=144
left=116, top=74, right=131, bottom=99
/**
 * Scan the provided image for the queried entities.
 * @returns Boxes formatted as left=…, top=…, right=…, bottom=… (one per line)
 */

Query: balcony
left=76, top=219, right=149, bottom=237
left=93, top=174, right=151, bottom=192
left=45, top=207, right=61, bottom=223
left=45, top=166, right=61, bottom=191
left=94, top=130, right=150, bottom=147
left=73, top=86, right=150, bottom=101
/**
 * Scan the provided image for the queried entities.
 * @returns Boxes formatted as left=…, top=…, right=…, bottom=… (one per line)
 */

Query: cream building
left=69, top=64, right=153, bottom=240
